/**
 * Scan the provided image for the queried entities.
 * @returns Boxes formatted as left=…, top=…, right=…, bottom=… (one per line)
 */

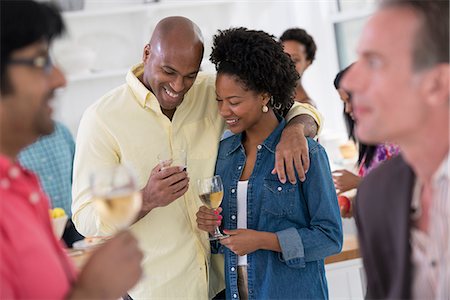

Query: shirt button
left=277, top=186, right=282, bottom=191
left=0, top=178, right=10, bottom=189
left=233, top=294, right=238, bottom=298
left=8, top=167, right=20, bottom=179
left=231, top=267, right=235, bottom=272
left=257, top=145, right=262, bottom=150
left=231, top=215, right=236, bottom=220
left=29, top=192, right=40, bottom=204
left=231, top=189, right=236, bottom=193
left=238, top=166, right=242, bottom=170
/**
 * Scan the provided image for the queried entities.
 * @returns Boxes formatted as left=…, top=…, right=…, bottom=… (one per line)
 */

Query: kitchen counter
left=325, top=235, right=360, bottom=264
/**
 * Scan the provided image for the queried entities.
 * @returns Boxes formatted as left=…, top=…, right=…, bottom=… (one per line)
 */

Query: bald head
left=150, top=16, right=204, bottom=54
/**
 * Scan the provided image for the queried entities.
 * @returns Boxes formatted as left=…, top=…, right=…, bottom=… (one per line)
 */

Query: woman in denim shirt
left=196, top=28, right=343, bottom=299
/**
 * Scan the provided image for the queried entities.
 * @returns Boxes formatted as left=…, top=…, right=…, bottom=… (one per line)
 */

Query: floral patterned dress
left=358, top=143, right=400, bottom=177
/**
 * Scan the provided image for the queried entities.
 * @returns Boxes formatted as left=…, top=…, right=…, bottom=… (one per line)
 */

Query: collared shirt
left=72, top=63, right=323, bottom=299
left=411, top=153, right=449, bottom=299
left=18, top=121, right=75, bottom=216
left=215, top=119, right=342, bottom=299
left=0, top=155, right=77, bottom=299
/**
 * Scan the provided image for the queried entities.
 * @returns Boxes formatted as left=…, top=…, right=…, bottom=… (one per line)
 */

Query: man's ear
left=422, top=63, right=449, bottom=107
left=142, top=44, right=151, bottom=62
left=305, top=60, right=312, bottom=69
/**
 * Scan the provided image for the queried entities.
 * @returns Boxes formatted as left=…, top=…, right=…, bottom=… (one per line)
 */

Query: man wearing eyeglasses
left=0, top=1, right=143, bottom=298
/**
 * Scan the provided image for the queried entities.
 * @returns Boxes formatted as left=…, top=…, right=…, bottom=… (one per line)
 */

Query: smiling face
left=341, top=7, right=427, bottom=145
left=141, top=35, right=203, bottom=118
left=0, top=40, right=66, bottom=152
left=282, top=40, right=311, bottom=78
left=216, top=73, right=269, bottom=134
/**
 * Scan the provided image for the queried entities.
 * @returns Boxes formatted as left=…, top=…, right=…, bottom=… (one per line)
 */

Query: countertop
left=325, top=234, right=360, bottom=264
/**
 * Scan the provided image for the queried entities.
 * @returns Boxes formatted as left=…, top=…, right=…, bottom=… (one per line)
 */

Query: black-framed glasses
left=8, top=55, right=53, bottom=74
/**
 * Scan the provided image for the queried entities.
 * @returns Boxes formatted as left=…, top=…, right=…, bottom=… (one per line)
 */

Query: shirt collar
left=432, top=151, right=449, bottom=183
left=126, top=63, right=160, bottom=112
left=0, top=154, right=30, bottom=180
left=226, top=116, right=286, bottom=156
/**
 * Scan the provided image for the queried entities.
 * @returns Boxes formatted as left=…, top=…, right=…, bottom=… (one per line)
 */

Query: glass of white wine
left=197, top=175, right=229, bottom=241
left=90, top=165, right=142, bottom=231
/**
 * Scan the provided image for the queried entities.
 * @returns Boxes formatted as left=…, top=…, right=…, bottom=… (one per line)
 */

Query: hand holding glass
left=157, top=148, right=187, bottom=171
left=90, top=165, right=142, bottom=232
left=197, top=175, right=229, bottom=240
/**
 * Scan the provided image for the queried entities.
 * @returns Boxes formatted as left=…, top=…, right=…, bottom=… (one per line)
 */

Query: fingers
left=196, top=206, right=222, bottom=234
left=301, top=151, right=309, bottom=177
left=293, top=154, right=305, bottom=183
left=273, top=152, right=287, bottom=184
left=284, top=155, right=297, bottom=185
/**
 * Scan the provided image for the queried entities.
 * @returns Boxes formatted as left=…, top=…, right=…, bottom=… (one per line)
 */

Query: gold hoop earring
left=262, top=105, right=269, bottom=113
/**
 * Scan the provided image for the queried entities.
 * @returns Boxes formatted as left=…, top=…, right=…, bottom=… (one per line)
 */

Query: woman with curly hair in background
left=196, top=27, right=342, bottom=300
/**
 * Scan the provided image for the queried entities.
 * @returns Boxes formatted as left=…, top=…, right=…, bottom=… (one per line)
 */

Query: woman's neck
left=243, top=110, right=279, bottom=148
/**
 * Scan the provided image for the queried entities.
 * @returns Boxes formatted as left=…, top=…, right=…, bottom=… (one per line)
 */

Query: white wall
left=53, top=0, right=347, bottom=142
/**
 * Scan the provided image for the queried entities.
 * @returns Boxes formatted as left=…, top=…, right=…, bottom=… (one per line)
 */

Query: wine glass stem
left=214, top=227, right=222, bottom=237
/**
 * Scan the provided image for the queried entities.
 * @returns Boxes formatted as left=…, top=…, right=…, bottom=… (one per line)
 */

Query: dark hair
left=380, top=0, right=449, bottom=71
left=334, top=64, right=377, bottom=168
left=210, top=27, right=298, bottom=117
left=279, top=28, right=317, bottom=63
left=1, top=0, right=65, bottom=94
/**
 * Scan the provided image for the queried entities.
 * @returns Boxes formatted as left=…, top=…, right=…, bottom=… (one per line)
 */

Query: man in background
left=342, top=0, right=449, bottom=298
left=19, top=121, right=84, bottom=246
left=0, top=1, right=142, bottom=298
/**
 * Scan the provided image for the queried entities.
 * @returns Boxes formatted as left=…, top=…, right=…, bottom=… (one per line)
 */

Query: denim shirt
left=215, top=119, right=343, bottom=299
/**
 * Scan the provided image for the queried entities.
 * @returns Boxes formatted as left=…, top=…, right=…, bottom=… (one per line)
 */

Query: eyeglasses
left=8, top=55, right=53, bottom=74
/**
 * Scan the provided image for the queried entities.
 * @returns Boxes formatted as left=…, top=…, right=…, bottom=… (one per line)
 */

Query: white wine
left=94, top=190, right=142, bottom=229
left=199, top=191, right=223, bottom=209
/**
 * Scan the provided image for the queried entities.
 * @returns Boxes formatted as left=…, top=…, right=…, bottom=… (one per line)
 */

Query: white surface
left=53, top=1, right=348, bottom=141
left=326, top=258, right=366, bottom=299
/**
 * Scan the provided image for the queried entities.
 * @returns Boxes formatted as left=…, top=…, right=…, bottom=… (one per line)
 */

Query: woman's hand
left=332, top=169, right=361, bottom=194
left=196, top=206, right=222, bottom=235
left=220, top=229, right=263, bottom=256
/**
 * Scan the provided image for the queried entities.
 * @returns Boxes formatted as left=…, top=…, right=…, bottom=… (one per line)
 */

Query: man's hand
left=70, top=231, right=143, bottom=299
left=196, top=206, right=222, bottom=235
left=332, top=169, right=361, bottom=195
left=273, top=122, right=309, bottom=184
left=139, top=164, right=189, bottom=219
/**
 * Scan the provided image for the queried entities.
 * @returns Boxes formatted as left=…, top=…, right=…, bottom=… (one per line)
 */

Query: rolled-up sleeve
left=276, top=227, right=306, bottom=268
left=285, top=102, right=323, bottom=136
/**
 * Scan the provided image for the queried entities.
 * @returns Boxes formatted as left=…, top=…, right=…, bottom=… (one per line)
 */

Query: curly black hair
left=210, top=27, right=298, bottom=117
left=280, top=28, right=316, bottom=63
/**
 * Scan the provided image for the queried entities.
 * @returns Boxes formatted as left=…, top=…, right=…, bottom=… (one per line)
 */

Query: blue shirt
left=215, top=119, right=343, bottom=299
left=19, top=122, right=75, bottom=216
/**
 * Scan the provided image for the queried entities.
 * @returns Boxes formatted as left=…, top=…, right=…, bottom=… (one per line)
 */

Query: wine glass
left=90, top=164, right=142, bottom=232
left=197, top=175, right=229, bottom=241
left=157, top=148, right=187, bottom=171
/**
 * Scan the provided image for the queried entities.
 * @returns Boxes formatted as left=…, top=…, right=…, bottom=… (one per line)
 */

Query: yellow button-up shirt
left=72, top=63, right=322, bottom=299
